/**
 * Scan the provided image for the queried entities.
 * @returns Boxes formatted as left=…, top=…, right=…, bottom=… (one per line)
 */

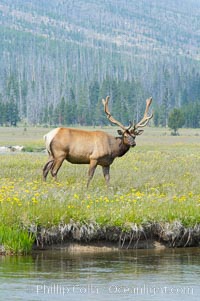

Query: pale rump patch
left=44, top=128, right=60, bottom=154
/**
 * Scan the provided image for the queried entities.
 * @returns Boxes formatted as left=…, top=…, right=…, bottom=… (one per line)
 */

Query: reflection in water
left=0, top=247, right=200, bottom=300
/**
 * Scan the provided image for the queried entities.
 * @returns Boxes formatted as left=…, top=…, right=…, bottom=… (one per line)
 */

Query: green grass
left=0, top=126, right=200, bottom=253
left=0, top=225, right=35, bottom=255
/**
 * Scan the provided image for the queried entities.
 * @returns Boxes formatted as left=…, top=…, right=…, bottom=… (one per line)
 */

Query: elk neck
left=112, top=137, right=131, bottom=158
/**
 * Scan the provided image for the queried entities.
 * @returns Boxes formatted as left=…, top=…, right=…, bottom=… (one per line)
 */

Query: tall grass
left=0, top=225, right=35, bottom=254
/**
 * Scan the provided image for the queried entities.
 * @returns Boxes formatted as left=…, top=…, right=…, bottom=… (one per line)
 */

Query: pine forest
left=0, top=0, right=200, bottom=127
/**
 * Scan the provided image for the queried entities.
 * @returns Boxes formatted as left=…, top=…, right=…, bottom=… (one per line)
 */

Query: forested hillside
left=0, top=0, right=200, bottom=126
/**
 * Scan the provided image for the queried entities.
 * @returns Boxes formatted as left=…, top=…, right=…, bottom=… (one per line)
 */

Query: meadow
left=0, top=126, right=200, bottom=254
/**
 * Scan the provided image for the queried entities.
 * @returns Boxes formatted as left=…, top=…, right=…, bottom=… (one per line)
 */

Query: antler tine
left=134, top=97, right=153, bottom=129
left=102, top=96, right=127, bottom=131
left=127, top=120, right=133, bottom=130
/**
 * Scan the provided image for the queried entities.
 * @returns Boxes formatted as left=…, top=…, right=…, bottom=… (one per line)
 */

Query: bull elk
left=43, top=96, right=153, bottom=187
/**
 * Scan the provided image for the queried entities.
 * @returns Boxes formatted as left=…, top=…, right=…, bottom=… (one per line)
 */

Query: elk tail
left=43, top=128, right=60, bottom=156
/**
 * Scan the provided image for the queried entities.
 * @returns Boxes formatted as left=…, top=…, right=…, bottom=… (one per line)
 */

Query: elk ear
left=117, top=130, right=123, bottom=136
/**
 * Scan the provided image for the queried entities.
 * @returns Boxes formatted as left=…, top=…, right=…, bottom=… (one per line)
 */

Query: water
left=0, top=247, right=200, bottom=301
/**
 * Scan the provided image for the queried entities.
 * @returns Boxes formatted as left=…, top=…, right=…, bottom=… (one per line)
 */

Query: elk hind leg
left=43, top=158, right=54, bottom=181
left=50, top=156, right=65, bottom=181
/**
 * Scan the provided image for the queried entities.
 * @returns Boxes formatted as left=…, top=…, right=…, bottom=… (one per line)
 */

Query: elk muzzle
left=127, top=135, right=136, bottom=147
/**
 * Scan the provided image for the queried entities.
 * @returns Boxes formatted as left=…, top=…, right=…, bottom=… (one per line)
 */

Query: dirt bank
left=32, top=221, right=200, bottom=251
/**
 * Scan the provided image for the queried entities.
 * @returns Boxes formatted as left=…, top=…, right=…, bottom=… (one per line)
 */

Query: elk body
left=43, top=97, right=153, bottom=187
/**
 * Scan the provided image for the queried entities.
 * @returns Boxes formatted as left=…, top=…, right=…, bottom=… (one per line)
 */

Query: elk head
left=102, top=96, right=153, bottom=146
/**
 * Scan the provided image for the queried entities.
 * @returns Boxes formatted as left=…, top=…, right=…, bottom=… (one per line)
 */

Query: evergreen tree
left=65, top=100, right=77, bottom=125
left=10, top=98, right=19, bottom=126
left=48, top=104, right=54, bottom=125
left=59, top=97, right=66, bottom=125
left=0, top=95, right=5, bottom=125
left=111, top=80, right=121, bottom=122
left=68, top=87, right=77, bottom=124
left=182, top=101, right=200, bottom=128
left=89, top=80, right=100, bottom=126
left=42, top=106, right=49, bottom=125
left=153, top=109, right=159, bottom=127
left=168, top=108, right=185, bottom=135
left=98, top=78, right=111, bottom=125
left=77, top=86, right=88, bottom=125
left=160, top=88, right=170, bottom=127
left=21, top=80, right=28, bottom=118
left=53, top=106, right=59, bottom=125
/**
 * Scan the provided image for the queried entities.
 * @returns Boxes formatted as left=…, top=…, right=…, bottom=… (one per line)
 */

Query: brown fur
left=43, top=127, right=135, bottom=187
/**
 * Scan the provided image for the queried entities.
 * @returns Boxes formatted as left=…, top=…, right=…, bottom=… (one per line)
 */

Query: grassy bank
left=0, top=126, right=200, bottom=254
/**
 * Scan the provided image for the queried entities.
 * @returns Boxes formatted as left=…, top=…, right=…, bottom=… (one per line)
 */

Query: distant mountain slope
left=0, top=0, right=200, bottom=124
left=0, top=0, right=200, bottom=59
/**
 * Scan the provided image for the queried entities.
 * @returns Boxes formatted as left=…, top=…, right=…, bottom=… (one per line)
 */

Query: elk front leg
left=87, top=159, right=98, bottom=188
left=102, top=166, right=110, bottom=186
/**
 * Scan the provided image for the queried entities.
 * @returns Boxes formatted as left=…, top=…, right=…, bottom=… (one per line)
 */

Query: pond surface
left=0, top=247, right=200, bottom=301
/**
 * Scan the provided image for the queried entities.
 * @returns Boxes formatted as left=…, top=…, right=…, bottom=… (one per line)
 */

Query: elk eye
left=117, top=130, right=123, bottom=136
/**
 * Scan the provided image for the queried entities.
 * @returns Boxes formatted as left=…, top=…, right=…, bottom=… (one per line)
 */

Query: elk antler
left=102, top=96, right=132, bottom=131
left=133, top=97, right=153, bottom=130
